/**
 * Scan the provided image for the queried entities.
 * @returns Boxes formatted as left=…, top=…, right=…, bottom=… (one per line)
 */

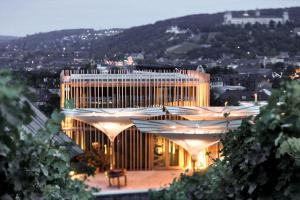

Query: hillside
left=1, top=7, right=300, bottom=70
left=92, top=7, right=300, bottom=59
left=0, top=35, right=19, bottom=44
left=0, top=28, right=122, bottom=55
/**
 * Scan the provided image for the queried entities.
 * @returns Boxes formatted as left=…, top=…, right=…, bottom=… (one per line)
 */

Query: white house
left=224, top=9, right=289, bottom=25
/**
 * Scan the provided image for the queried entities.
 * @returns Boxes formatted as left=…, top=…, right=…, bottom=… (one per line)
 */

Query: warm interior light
left=104, top=144, right=107, bottom=155
left=62, top=117, right=73, bottom=130
left=92, top=142, right=99, bottom=149
left=195, top=150, right=207, bottom=170
left=69, top=171, right=76, bottom=176
left=224, top=101, right=228, bottom=107
left=156, top=146, right=163, bottom=154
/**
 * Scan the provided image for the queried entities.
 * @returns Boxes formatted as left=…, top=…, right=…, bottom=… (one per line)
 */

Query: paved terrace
left=86, top=170, right=184, bottom=192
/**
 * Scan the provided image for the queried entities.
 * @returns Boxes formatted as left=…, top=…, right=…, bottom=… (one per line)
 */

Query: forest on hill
left=1, top=7, right=300, bottom=68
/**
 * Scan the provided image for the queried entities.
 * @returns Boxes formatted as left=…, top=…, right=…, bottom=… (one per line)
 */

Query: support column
left=110, top=140, right=115, bottom=169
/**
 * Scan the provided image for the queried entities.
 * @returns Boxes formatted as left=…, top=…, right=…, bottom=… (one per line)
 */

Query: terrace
left=86, top=169, right=184, bottom=192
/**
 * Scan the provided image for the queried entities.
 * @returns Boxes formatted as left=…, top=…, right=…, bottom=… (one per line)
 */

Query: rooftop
left=61, top=70, right=210, bottom=83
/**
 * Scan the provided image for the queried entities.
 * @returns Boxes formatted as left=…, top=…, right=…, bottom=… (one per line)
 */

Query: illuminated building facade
left=60, top=69, right=259, bottom=170
left=224, top=10, right=289, bottom=25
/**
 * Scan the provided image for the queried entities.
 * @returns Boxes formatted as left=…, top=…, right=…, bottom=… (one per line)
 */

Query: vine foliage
left=151, top=81, right=300, bottom=200
left=0, top=70, right=94, bottom=200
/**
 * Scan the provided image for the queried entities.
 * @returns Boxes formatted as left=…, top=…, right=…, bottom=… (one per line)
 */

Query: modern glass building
left=60, top=69, right=259, bottom=171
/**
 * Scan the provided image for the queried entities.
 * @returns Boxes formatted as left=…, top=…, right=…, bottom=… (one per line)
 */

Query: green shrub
left=152, top=81, right=300, bottom=200
left=0, top=70, right=94, bottom=200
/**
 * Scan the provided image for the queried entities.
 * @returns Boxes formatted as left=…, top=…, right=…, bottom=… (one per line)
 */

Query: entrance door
left=153, top=136, right=166, bottom=169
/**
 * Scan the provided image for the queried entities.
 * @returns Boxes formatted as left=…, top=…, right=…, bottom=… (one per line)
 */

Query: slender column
left=106, top=72, right=109, bottom=108
left=133, top=127, right=135, bottom=170
left=117, top=134, right=119, bottom=168
left=60, top=83, right=65, bottom=108
left=129, top=73, right=132, bottom=108
left=159, top=69, right=162, bottom=106
left=140, top=131, right=142, bottom=169
left=148, top=70, right=151, bottom=107
left=145, top=133, right=148, bottom=170
left=130, top=128, right=132, bottom=170
left=125, top=130, right=128, bottom=169
left=110, top=140, right=115, bottom=169
left=137, top=129, right=139, bottom=170
left=89, top=73, right=91, bottom=108
left=121, top=71, right=124, bottom=108
left=122, top=131, right=124, bottom=169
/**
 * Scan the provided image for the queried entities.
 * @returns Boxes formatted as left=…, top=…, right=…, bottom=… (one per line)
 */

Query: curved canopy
left=165, top=137, right=219, bottom=157
left=166, top=105, right=260, bottom=120
left=63, top=107, right=165, bottom=141
left=133, top=119, right=241, bottom=156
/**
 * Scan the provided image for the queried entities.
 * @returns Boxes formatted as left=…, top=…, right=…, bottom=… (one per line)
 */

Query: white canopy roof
left=166, top=105, right=260, bottom=120
left=133, top=119, right=241, bottom=156
left=63, top=107, right=165, bottom=141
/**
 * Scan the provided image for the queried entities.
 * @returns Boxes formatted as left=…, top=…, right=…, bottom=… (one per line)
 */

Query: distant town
left=0, top=7, right=300, bottom=115
left=2, top=2, right=300, bottom=199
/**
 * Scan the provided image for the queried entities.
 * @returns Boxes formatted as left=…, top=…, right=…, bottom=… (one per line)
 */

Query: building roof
left=236, top=67, right=272, bottom=76
left=228, top=10, right=286, bottom=19
left=219, top=90, right=270, bottom=101
left=165, top=105, right=260, bottom=120
left=61, top=70, right=210, bottom=83
left=133, top=119, right=241, bottom=134
left=63, top=107, right=165, bottom=141
left=133, top=119, right=241, bottom=156
left=22, top=98, right=83, bottom=158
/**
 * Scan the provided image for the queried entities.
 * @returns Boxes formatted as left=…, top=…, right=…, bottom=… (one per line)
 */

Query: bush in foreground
left=151, top=81, right=300, bottom=200
left=0, top=71, right=94, bottom=199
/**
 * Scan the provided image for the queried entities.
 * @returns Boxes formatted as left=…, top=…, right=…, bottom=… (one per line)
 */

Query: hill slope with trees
left=1, top=7, right=300, bottom=69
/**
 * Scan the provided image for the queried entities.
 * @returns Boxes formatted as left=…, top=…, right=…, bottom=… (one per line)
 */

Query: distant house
left=286, top=57, right=300, bottom=67
left=210, top=77, right=224, bottom=88
left=219, top=90, right=269, bottom=103
left=294, top=27, right=300, bottom=36
left=256, top=79, right=272, bottom=91
left=125, top=56, right=134, bottom=65
left=130, top=53, right=144, bottom=61
left=224, top=9, right=289, bottom=25
left=278, top=52, right=289, bottom=59
left=217, top=86, right=246, bottom=95
left=264, top=57, right=285, bottom=65
left=73, top=58, right=90, bottom=64
left=221, top=90, right=253, bottom=102
left=212, top=73, right=272, bottom=93
left=165, top=26, right=187, bottom=34
left=33, top=89, right=50, bottom=106
left=206, top=61, right=218, bottom=69
left=235, top=66, right=272, bottom=76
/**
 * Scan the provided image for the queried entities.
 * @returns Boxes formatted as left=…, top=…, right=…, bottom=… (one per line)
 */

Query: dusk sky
left=1, top=0, right=300, bottom=36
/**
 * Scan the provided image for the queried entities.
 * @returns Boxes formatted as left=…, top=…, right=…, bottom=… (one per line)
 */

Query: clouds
left=0, top=0, right=299, bottom=36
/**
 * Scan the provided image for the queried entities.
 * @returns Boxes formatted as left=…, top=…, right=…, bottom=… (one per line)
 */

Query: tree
left=39, top=93, right=60, bottom=116
left=151, top=80, right=300, bottom=199
left=224, top=95, right=239, bottom=106
left=206, top=67, right=237, bottom=75
left=0, top=70, right=95, bottom=199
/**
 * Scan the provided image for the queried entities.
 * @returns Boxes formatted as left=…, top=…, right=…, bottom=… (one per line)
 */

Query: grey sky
left=1, top=0, right=299, bottom=36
